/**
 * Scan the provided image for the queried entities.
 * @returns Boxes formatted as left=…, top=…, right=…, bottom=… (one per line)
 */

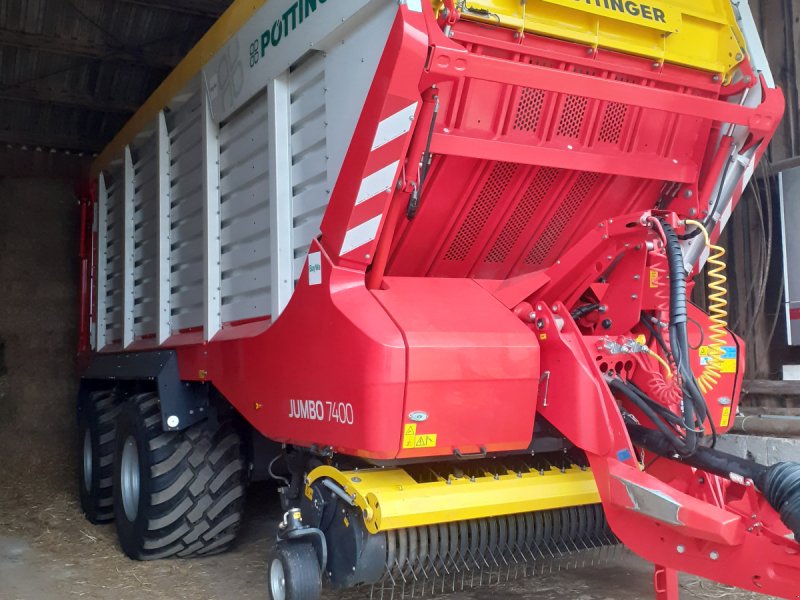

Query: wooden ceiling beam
left=0, top=84, right=140, bottom=114
left=118, top=0, right=227, bottom=19
left=0, top=128, right=104, bottom=154
left=0, top=29, right=180, bottom=70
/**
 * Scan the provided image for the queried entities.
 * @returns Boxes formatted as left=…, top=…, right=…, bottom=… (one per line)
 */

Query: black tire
left=112, top=392, right=246, bottom=559
left=268, top=542, right=322, bottom=600
left=79, top=390, right=122, bottom=524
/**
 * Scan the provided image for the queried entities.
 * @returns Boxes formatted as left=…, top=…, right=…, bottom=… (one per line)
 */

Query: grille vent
left=524, top=172, right=599, bottom=267
left=485, top=168, right=560, bottom=263
left=444, top=162, right=518, bottom=261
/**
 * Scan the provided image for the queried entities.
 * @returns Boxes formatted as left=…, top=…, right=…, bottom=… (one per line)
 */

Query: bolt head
left=677, top=545, right=686, bottom=554
left=710, top=551, right=720, bottom=560
left=167, top=415, right=179, bottom=428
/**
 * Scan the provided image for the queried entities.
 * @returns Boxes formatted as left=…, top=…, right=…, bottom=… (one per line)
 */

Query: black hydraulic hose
left=660, top=221, right=688, bottom=330
left=660, top=219, right=719, bottom=452
left=610, top=379, right=692, bottom=456
left=640, top=314, right=671, bottom=358
left=571, top=303, right=602, bottom=320
left=627, top=423, right=800, bottom=541
left=627, top=423, right=766, bottom=482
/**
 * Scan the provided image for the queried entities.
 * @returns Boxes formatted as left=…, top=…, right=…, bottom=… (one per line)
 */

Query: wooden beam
left=0, top=84, right=140, bottom=114
left=0, top=29, right=180, bottom=70
left=0, top=128, right=104, bottom=154
left=119, top=0, right=227, bottom=18
left=743, top=379, right=800, bottom=396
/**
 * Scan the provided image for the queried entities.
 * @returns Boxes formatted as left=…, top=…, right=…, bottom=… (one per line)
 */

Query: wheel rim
left=270, top=558, right=286, bottom=600
left=82, top=428, right=92, bottom=492
left=120, top=435, right=140, bottom=522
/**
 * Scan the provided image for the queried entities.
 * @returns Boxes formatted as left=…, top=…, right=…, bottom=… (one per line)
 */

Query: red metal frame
left=78, top=2, right=797, bottom=597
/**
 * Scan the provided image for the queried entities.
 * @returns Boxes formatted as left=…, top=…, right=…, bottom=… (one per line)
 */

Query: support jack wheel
left=268, top=542, right=322, bottom=600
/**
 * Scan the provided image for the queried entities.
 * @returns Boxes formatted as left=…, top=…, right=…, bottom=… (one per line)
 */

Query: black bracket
left=80, top=350, right=209, bottom=432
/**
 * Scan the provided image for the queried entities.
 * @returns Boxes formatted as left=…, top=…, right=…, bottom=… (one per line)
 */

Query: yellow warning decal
left=699, top=345, right=737, bottom=374
left=402, top=424, right=438, bottom=449
left=720, top=406, right=731, bottom=427
left=543, top=0, right=679, bottom=33
left=649, top=269, right=659, bottom=289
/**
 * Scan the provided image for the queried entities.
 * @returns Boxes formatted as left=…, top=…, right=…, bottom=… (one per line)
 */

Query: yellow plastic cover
left=444, top=0, right=746, bottom=77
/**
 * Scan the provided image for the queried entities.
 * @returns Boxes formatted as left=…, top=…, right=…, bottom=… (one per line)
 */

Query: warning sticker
left=402, top=424, right=438, bottom=449
left=649, top=269, right=659, bottom=288
left=699, top=345, right=737, bottom=374
left=720, top=406, right=732, bottom=428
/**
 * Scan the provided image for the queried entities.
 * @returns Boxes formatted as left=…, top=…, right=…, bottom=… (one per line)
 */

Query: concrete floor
left=0, top=435, right=775, bottom=600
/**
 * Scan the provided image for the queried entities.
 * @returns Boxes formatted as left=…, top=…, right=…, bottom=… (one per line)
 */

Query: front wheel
left=268, top=542, right=322, bottom=600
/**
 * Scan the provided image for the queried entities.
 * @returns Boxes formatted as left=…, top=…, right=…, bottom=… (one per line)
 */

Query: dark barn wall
left=0, top=178, right=79, bottom=462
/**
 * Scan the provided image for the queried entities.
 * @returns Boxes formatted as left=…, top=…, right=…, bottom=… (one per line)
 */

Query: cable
left=684, top=220, right=729, bottom=394
left=647, top=348, right=672, bottom=375
left=268, top=455, right=290, bottom=487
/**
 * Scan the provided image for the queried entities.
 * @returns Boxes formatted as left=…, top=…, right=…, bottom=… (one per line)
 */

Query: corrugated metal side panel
left=131, top=134, right=159, bottom=339
left=166, top=84, right=204, bottom=332
left=104, top=165, right=124, bottom=345
left=289, top=52, right=327, bottom=283
left=219, top=92, right=271, bottom=323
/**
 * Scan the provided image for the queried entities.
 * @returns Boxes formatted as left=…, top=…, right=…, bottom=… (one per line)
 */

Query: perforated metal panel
left=484, top=167, right=559, bottom=264
left=219, top=93, right=271, bottom=323
left=524, top=172, right=599, bottom=267
left=166, top=84, right=204, bottom=332
left=445, top=162, right=518, bottom=262
left=130, top=136, right=159, bottom=339
left=289, top=52, right=328, bottom=282
left=597, top=102, right=629, bottom=145
left=512, top=87, right=546, bottom=134
left=556, top=94, right=589, bottom=139
left=103, top=166, right=124, bottom=345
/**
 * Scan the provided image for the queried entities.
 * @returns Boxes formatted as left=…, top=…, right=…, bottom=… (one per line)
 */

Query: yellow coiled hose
left=684, top=219, right=728, bottom=393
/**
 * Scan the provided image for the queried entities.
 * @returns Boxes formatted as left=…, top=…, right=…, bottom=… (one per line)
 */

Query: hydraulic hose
left=627, top=423, right=800, bottom=541
left=660, top=220, right=706, bottom=452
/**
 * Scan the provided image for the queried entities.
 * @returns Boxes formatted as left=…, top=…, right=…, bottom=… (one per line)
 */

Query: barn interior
left=1, top=1, right=799, bottom=599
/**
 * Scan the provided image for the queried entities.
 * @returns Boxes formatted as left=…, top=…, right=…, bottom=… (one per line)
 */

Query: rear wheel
left=78, top=390, right=122, bottom=524
left=268, top=542, right=322, bottom=600
left=112, top=392, right=246, bottom=559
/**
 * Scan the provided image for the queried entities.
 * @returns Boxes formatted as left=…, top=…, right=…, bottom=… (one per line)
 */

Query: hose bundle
left=611, top=220, right=714, bottom=457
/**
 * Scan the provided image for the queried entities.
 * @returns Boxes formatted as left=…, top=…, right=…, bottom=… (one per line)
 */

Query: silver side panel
left=130, top=133, right=159, bottom=342
left=218, top=90, right=272, bottom=324
left=95, top=0, right=396, bottom=349
left=167, top=82, right=205, bottom=333
left=104, top=166, right=125, bottom=347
